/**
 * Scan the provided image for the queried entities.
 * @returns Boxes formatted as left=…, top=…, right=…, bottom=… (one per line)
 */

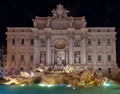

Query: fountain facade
left=6, top=4, right=118, bottom=75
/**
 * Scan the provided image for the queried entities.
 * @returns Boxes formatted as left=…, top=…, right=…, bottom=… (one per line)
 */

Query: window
left=108, top=68, right=112, bottom=74
left=20, top=67, right=24, bottom=71
left=12, top=39, right=15, bottom=45
left=108, top=55, right=111, bottom=62
left=98, top=30, right=100, bottom=32
left=30, top=55, right=34, bottom=61
left=88, top=39, right=91, bottom=46
left=107, top=39, right=111, bottom=45
left=98, top=55, right=101, bottom=62
left=88, top=55, right=92, bottom=62
left=30, top=39, right=34, bottom=46
left=21, top=39, right=24, bottom=45
left=98, top=39, right=101, bottom=45
left=11, top=55, right=15, bottom=61
left=98, top=68, right=102, bottom=70
left=88, top=29, right=91, bottom=32
left=21, top=55, right=24, bottom=61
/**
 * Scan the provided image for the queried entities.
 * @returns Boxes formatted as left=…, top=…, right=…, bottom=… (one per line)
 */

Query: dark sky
left=0, top=0, right=120, bottom=66
left=0, top=0, right=120, bottom=27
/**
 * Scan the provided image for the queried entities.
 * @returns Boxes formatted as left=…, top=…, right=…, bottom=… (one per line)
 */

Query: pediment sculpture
left=51, top=4, right=69, bottom=19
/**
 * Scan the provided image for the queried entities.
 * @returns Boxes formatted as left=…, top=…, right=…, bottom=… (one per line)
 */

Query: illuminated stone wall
left=6, top=4, right=118, bottom=75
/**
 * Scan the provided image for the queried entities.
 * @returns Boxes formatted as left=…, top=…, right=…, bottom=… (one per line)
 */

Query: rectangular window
left=108, top=68, right=112, bottom=74
left=21, top=55, right=24, bottom=61
left=12, top=39, right=15, bottom=45
left=30, top=55, right=33, bottom=61
left=107, top=39, right=111, bottom=46
left=11, top=55, right=15, bottom=61
left=88, top=55, right=92, bottom=62
left=108, top=55, right=111, bottom=61
left=98, top=55, right=101, bottom=62
left=88, top=39, right=91, bottom=46
left=98, top=39, right=101, bottom=46
left=30, top=39, right=34, bottom=46
left=21, top=39, right=24, bottom=45
left=98, top=68, right=102, bottom=70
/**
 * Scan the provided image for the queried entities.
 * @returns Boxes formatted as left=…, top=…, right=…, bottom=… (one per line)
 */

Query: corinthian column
left=69, top=35, right=74, bottom=64
left=46, top=35, right=51, bottom=65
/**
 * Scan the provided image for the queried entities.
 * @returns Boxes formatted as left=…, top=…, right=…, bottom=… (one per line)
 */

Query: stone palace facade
left=6, top=4, right=118, bottom=74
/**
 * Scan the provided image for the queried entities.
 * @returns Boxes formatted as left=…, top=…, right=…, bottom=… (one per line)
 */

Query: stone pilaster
left=112, top=37, right=118, bottom=71
left=51, top=49, right=54, bottom=65
left=113, top=38, right=116, bottom=63
left=102, top=37, right=106, bottom=65
left=66, top=49, right=69, bottom=64
left=92, top=37, right=97, bottom=65
left=34, top=36, right=40, bottom=65
left=81, top=35, right=87, bottom=65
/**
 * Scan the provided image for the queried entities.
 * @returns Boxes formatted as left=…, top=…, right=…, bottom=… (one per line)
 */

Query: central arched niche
left=54, top=40, right=66, bottom=49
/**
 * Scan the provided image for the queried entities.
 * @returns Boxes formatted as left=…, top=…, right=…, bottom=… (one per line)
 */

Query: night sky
left=0, top=0, right=120, bottom=66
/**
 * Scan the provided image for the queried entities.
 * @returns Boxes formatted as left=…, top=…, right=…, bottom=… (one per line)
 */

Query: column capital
left=68, top=32, right=74, bottom=39
left=46, top=34, right=51, bottom=40
left=34, top=36, right=39, bottom=40
left=81, top=34, right=87, bottom=40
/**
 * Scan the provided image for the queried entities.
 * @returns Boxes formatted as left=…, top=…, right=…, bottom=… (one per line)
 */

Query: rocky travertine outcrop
left=3, top=69, right=115, bottom=87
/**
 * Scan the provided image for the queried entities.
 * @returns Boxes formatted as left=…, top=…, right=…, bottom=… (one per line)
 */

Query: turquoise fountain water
left=0, top=82, right=120, bottom=94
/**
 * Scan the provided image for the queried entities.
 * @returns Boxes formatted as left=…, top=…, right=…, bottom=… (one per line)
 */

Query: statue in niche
left=56, top=56, right=63, bottom=65
left=40, top=39, right=45, bottom=47
left=40, top=52, right=46, bottom=65
left=75, top=55, right=80, bottom=63
left=55, top=51, right=65, bottom=65
left=75, top=51, right=80, bottom=63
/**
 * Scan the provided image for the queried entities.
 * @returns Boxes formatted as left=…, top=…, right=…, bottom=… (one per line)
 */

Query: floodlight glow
left=67, top=85, right=71, bottom=87
left=73, top=87, right=76, bottom=89
left=20, top=84, right=26, bottom=87
left=38, top=84, right=46, bottom=87
left=47, top=84, right=54, bottom=87
left=4, top=82, right=10, bottom=85
left=103, top=82, right=110, bottom=87
left=38, top=84, right=54, bottom=87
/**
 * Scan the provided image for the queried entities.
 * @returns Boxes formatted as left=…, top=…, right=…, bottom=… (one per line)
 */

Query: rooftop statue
left=33, top=4, right=87, bottom=29
left=51, top=4, right=69, bottom=19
